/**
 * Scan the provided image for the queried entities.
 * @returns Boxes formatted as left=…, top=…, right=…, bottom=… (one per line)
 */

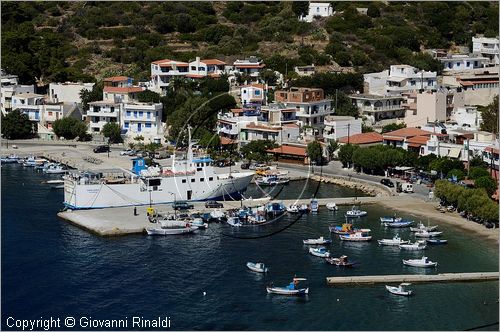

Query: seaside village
left=2, top=33, right=499, bottom=173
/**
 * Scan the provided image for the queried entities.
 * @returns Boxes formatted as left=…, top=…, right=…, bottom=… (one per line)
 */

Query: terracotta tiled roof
left=241, top=84, right=265, bottom=89
left=245, top=123, right=280, bottom=132
left=383, top=128, right=433, bottom=138
left=201, top=59, right=226, bottom=65
left=152, top=59, right=189, bottom=67
left=267, top=145, right=306, bottom=157
left=104, top=76, right=129, bottom=82
left=234, top=64, right=265, bottom=69
left=186, top=74, right=205, bottom=78
left=405, top=135, right=430, bottom=145
left=338, top=132, right=383, bottom=145
left=230, top=108, right=244, bottom=113
left=220, top=137, right=236, bottom=145
left=103, top=86, right=144, bottom=94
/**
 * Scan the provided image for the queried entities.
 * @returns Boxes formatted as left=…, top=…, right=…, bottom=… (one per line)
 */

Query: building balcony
left=218, top=126, right=239, bottom=135
left=296, top=110, right=331, bottom=118
left=479, top=46, right=499, bottom=54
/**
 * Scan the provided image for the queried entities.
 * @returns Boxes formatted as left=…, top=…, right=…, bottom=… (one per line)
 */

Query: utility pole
left=347, top=123, right=350, bottom=145
left=466, top=138, right=470, bottom=177
left=335, top=89, right=338, bottom=112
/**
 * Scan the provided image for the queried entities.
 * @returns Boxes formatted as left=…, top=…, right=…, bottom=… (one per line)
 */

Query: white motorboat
left=377, top=235, right=409, bottom=246
left=399, top=240, right=427, bottom=250
left=255, top=174, right=290, bottom=186
left=410, top=222, right=438, bottom=232
left=189, top=218, right=208, bottom=229
left=385, top=283, right=413, bottom=296
left=210, top=209, right=225, bottom=221
left=1, top=154, right=19, bottom=163
left=309, top=246, right=330, bottom=257
left=46, top=179, right=65, bottom=184
left=44, top=164, right=68, bottom=174
left=146, top=220, right=197, bottom=235
left=299, top=204, right=310, bottom=213
left=303, top=236, right=332, bottom=245
left=310, top=198, right=319, bottom=213
left=326, top=202, right=338, bottom=211
left=414, top=230, right=443, bottom=238
left=345, top=206, right=367, bottom=218
left=266, top=278, right=309, bottom=295
left=380, top=216, right=402, bottom=223
left=287, top=205, right=300, bottom=213
left=246, top=262, right=268, bottom=273
left=227, top=216, right=242, bottom=227
left=403, top=256, right=438, bottom=268
left=339, top=230, right=372, bottom=241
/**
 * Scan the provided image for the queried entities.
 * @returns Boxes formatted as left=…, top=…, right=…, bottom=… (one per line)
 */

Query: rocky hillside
left=1, top=1, right=498, bottom=85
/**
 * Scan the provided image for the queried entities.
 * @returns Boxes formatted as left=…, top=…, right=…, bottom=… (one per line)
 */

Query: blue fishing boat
left=380, top=216, right=402, bottom=223
left=266, top=278, right=309, bottom=295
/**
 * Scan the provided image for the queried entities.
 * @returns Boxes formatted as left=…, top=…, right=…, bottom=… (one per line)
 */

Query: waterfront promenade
left=326, top=272, right=499, bottom=285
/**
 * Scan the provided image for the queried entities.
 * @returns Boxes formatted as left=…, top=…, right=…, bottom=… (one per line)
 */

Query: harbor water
left=2, top=164, right=498, bottom=330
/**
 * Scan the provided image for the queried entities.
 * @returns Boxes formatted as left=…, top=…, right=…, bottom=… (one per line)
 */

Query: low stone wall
left=310, top=174, right=392, bottom=197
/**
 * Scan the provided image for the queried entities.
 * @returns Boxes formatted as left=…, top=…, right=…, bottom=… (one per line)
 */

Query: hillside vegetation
left=2, top=1, right=498, bottom=85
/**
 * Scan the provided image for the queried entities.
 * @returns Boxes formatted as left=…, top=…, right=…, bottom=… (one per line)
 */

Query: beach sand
left=379, top=197, right=499, bottom=244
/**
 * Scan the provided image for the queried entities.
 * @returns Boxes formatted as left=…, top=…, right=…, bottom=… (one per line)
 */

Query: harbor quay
left=57, top=196, right=384, bottom=236
left=326, top=272, right=500, bottom=285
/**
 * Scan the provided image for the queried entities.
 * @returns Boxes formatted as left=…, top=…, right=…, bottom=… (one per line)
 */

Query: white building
left=450, top=106, right=483, bottom=130
left=122, top=102, right=163, bottom=141
left=349, top=94, right=405, bottom=125
left=240, top=123, right=300, bottom=145
left=150, top=59, right=189, bottom=94
left=472, top=36, right=499, bottom=65
left=299, top=2, right=334, bottom=22
left=240, top=84, right=265, bottom=107
left=442, top=68, right=499, bottom=106
left=103, top=86, right=144, bottom=103
left=364, top=65, right=437, bottom=96
left=232, top=56, right=265, bottom=80
left=187, top=57, right=226, bottom=79
left=11, top=92, right=45, bottom=122
left=1, top=72, right=35, bottom=114
left=294, top=64, right=315, bottom=77
left=86, top=100, right=121, bottom=133
left=323, top=116, right=362, bottom=142
left=48, top=82, right=94, bottom=104
left=217, top=109, right=260, bottom=144
left=440, top=54, right=489, bottom=72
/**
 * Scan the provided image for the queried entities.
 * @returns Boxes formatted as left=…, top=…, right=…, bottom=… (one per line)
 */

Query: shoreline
left=378, top=197, right=499, bottom=244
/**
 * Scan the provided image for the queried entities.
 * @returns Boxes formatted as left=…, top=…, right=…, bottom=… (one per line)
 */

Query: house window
left=197, top=167, right=202, bottom=171
left=255, top=90, right=260, bottom=96
left=133, top=111, right=138, bottom=117
left=209, top=177, right=213, bottom=181
left=145, top=123, right=151, bottom=128
left=147, top=112, right=151, bottom=119
left=457, top=63, right=460, bottom=67
left=466, top=62, right=470, bottom=67
left=191, top=66, right=196, bottom=71
left=200, top=178, right=204, bottom=182
left=110, top=107, right=114, bottom=112
left=48, top=111, right=53, bottom=116
left=199, top=67, right=205, bottom=71
left=243, top=90, right=247, bottom=94
left=126, top=111, right=131, bottom=116
left=191, top=178, right=195, bottom=183
left=124, top=122, right=129, bottom=128
left=474, top=61, right=478, bottom=66
left=182, top=179, right=186, bottom=183
left=410, top=80, right=416, bottom=86
left=139, top=111, right=143, bottom=116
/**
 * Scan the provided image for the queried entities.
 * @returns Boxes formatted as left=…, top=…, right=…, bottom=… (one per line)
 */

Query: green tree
left=291, top=1, right=309, bottom=18
left=80, top=82, right=103, bottom=112
left=362, top=124, right=375, bottom=133
left=469, top=167, right=490, bottom=180
left=327, top=140, right=339, bottom=160
left=447, top=169, right=465, bottom=181
left=52, top=117, right=87, bottom=140
left=102, top=122, right=122, bottom=143
left=307, top=141, right=323, bottom=165
left=240, top=140, right=277, bottom=163
left=469, top=155, right=488, bottom=168
left=1, top=110, right=37, bottom=139
left=381, top=123, right=406, bottom=134
left=474, top=176, right=497, bottom=196
left=137, top=90, right=161, bottom=103
left=479, top=95, right=498, bottom=134
left=367, top=3, right=381, bottom=18
left=338, top=144, right=358, bottom=168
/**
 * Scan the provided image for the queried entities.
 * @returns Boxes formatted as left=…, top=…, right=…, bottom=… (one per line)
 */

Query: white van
left=401, top=183, right=413, bottom=193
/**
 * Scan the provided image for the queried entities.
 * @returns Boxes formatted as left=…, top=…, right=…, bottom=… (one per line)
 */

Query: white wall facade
left=122, top=103, right=163, bottom=138
left=49, top=82, right=94, bottom=104
left=299, top=2, right=333, bottom=22
left=323, top=116, right=362, bottom=141
left=472, top=36, right=500, bottom=65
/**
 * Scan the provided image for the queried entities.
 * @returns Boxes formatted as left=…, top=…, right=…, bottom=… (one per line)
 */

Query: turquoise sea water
left=2, top=164, right=498, bottom=330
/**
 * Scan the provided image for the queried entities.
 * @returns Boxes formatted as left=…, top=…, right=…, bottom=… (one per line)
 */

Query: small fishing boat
left=426, top=239, right=448, bottom=245
left=46, top=179, right=65, bottom=184
left=265, top=202, right=286, bottom=216
left=303, top=236, right=332, bottom=245
left=246, top=262, right=268, bottom=273
left=330, top=223, right=356, bottom=235
left=309, top=246, right=330, bottom=258
left=385, top=283, right=413, bottom=296
left=402, top=256, right=438, bottom=268
left=44, top=164, right=68, bottom=174
left=1, top=154, right=19, bottom=163
left=378, top=235, right=409, bottom=246
left=210, top=209, right=226, bottom=221
left=146, top=220, right=197, bottom=235
left=380, top=216, right=402, bottom=223
left=399, top=240, right=427, bottom=250
left=189, top=218, right=208, bottom=229
left=22, top=156, right=36, bottom=167
left=227, top=216, right=242, bottom=227
left=339, top=230, right=372, bottom=241
left=325, top=255, right=354, bottom=267
left=266, top=278, right=309, bottom=296
left=287, top=205, right=300, bottom=213
left=414, top=230, right=443, bottom=238
left=410, top=222, right=438, bottom=232
left=326, top=202, right=338, bottom=211
left=299, top=204, right=310, bottom=213
left=345, top=206, right=367, bottom=218
left=383, top=220, right=413, bottom=228
left=310, top=198, right=319, bottom=213
left=255, top=174, right=290, bottom=186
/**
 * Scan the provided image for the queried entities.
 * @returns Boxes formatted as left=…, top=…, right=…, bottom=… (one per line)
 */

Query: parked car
left=93, top=145, right=110, bottom=153
left=205, top=201, right=223, bottom=208
left=120, top=149, right=133, bottom=156
left=154, top=150, right=171, bottom=159
left=380, top=178, right=394, bottom=188
left=401, top=182, right=414, bottom=193
left=173, top=201, right=194, bottom=210
left=240, top=162, right=250, bottom=169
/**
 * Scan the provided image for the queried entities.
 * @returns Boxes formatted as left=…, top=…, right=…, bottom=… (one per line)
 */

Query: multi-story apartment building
left=1, top=72, right=35, bottom=115
left=86, top=101, right=121, bottom=133
left=472, top=36, right=499, bottom=65
left=274, top=87, right=333, bottom=137
left=323, top=116, right=362, bottom=142
left=240, top=123, right=300, bottom=145
left=402, top=88, right=465, bottom=127
left=232, top=56, right=265, bottom=80
left=349, top=94, right=405, bottom=125
left=260, top=103, right=298, bottom=126
left=240, top=84, right=265, bottom=108
left=217, top=109, right=260, bottom=144
left=121, top=102, right=163, bottom=139
left=150, top=59, right=189, bottom=94
left=364, top=65, right=437, bottom=96
left=11, top=92, right=45, bottom=122
left=48, top=82, right=94, bottom=104
left=298, top=2, right=334, bottom=22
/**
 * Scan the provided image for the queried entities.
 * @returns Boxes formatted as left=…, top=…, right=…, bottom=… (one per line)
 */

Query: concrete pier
left=326, top=272, right=499, bottom=285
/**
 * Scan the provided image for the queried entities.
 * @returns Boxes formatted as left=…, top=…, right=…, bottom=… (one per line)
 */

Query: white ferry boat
left=63, top=134, right=254, bottom=209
